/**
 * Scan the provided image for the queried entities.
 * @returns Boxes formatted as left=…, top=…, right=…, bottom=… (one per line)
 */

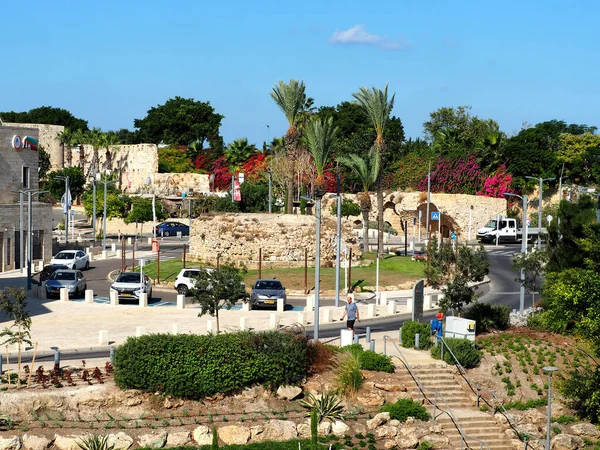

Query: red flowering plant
left=417, top=155, right=486, bottom=195
left=211, top=156, right=232, bottom=191
left=241, top=152, right=269, bottom=182
left=477, top=165, right=514, bottom=198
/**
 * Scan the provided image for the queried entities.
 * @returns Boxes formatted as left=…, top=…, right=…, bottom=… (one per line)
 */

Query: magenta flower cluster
left=477, top=165, right=514, bottom=198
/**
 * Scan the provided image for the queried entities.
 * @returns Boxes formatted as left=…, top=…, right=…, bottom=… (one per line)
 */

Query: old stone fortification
left=4, top=122, right=65, bottom=170
left=188, top=213, right=361, bottom=269
left=321, top=192, right=507, bottom=239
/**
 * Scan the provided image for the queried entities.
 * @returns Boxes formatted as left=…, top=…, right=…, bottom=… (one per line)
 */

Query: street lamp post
left=97, top=171, right=116, bottom=251
left=543, top=366, right=558, bottom=449
left=55, top=175, right=70, bottom=244
left=146, top=177, right=157, bottom=239
left=525, top=176, right=555, bottom=250
left=504, top=193, right=528, bottom=314
left=268, top=170, right=273, bottom=214
left=92, top=174, right=97, bottom=243
left=334, top=169, right=342, bottom=308
left=426, top=161, right=431, bottom=240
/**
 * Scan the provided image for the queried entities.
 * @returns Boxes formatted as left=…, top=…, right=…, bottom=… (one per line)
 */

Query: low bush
left=340, top=345, right=394, bottom=372
left=114, top=330, right=308, bottom=399
left=502, top=398, right=547, bottom=411
left=379, top=399, right=430, bottom=422
left=401, top=321, right=433, bottom=349
left=464, top=303, right=510, bottom=333
left=430, top=338, right=482, bottom=368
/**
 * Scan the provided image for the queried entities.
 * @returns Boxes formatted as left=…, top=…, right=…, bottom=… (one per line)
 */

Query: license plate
left=265, top=300, right=275, bottom=305
left=121, top=293, right=131, bottom=297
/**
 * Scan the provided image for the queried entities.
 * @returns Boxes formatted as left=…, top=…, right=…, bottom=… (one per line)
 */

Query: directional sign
left=431, top=211, right=440, bottom=221
left=451, top=232, right=457, bottom=241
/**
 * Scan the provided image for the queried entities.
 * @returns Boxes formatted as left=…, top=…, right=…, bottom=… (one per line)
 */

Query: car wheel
left=177, top=285, right=189, bottom=296
left=164, top=231, right=170, bottom=237
left=84, top=261, right=90, bottom=270
left=148, top=288, right=153, bottom=300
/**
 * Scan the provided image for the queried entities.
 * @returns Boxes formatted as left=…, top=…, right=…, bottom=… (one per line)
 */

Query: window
left=22, top=167, right=30, bottom=188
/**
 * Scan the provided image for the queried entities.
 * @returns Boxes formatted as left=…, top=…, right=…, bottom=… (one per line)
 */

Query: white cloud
left=329, top=25, right=408, bottom=50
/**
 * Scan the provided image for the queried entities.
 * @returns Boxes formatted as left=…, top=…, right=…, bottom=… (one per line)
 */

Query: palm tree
left=56, top=128, right=73, bottom=168
left=71, top=129, right=87, bottom=170
left=353, top=84, right=395, bottom=258
left=305, top=116, right=337, bottom=190
left=225, top=138, right=258, bottom=174
left=270, top=79, right=306, bottom=213
left=100, top=133, right=120, bottom=172
left=337, top=148, right=380, bottom=251
left=85, top=128, right=104, bottom=175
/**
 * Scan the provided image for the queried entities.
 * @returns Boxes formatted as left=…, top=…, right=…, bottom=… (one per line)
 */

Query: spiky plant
left=352, top=83, right=395, bottom=258
left=76, top=435, right=115, bottom=450
left=85, top=128, right=104, bottom=175
left=300, top=392, right=345, bottom=423
left=270, top=79, right=306, bottom=213
left=305, top=116, right=337, bottom=189
left=337, top=148, right=380, bottom=251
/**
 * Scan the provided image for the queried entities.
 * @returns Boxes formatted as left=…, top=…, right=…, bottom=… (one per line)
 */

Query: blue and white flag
left=61, top=189, right=73, bottom=214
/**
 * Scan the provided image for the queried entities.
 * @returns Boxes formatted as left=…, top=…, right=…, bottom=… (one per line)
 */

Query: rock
left=571, top=422, right=600, bottom=437
left=494, top=413, right=509, bottom=425
left=374, top=383, right=407, bottom=392
left=165, top=432, right=191, bottom=447
left=420, top=434, right=449, bottom=448
left=241, top=386, right=262, bottom=400
left=0, top=437, right=20, bottom=450
left=522, top=409, right=547, bottom=424
left=376, top=425, right=398, bottom=438
left=519, top=423, right=541, bottom=438
left=353, top=423, right=367, bottom=435
left=357, top=392, right=385, bottom=407
left=552, top=434, right=584, bottom=450
left=22, top=435, right=50, bottom=450
left=396, top=434, right=419, bottom=449
left=53, top=436, right=82, bottom=450
left=192, top=426, right=213, bottom=446
left=389, top=419, right=400, bottom=427
left=276, top=385, right=302, bottom=401
left=331, top=420, right=350, bottom=436
left=125, top=398, right=142, bottom=406
left=428, top=424, right=443, bottom=434
left=296, top=423, right=311, bottom=439
left=163, top=398, right=184, bottom=409
left=250, top=425, right=264, bottom=440
left=318, top=421, right=332, bottom=436
left=253, top=420, right=297, bottom=442
left=137, top=432, right=167, bottom=449
left=510, top=439, right=525, bottom=449
left=383, top=440, right=396, bottom=449
left=218, top=425, right=251, bottom=445
left=106, top=433, right=134, bottom=450
left=367, top=412, right=390, bottom=430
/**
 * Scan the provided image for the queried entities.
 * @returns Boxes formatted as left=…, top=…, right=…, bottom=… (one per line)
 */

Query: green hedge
left=463, top=303, right=510, bottom=334
left=401, top=321, right=433, bottom=349
left=430, top=337, right=482, bottom=368
left=379, top=399, right=430, bottom=422
left=341, top=344, right=394, bottom=372
left=114, top=331, right=308, bottom=399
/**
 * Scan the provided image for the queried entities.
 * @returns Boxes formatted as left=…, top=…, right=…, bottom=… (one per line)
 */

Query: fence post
left=415, top=333, right=420, bottom=349
left=53, top=348, right=60, bottom=367
left=110, top=347, right=115, bottom=365
left=370, top=339, right=375, bottom=352
left=366, top=326, right=371, bottom=343
left=353, top=334, right=359, bottom=344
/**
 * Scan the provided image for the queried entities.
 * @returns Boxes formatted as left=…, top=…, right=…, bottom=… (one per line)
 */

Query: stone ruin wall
left=4, top=122, right=65, bottom=170
left=188, top=213, right=361, bottom=269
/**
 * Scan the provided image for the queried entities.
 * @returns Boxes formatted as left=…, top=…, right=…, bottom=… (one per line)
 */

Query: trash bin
left=152, top=239, right=159, bottom=252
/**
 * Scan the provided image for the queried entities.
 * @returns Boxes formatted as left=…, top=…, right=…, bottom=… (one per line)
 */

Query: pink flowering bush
left=478, top=165, right=513, bottom=198
left=417, top=156, right=486, bottom=195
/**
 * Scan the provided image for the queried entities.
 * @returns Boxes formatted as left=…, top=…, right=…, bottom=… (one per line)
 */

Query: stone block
left=176, top=294, right=185, bottom=309
left=277, top=298, right=284, bottom=313
left=111, top=243, right=116, bottom=252
left=368, top=304, right=376, bottom=318
left=138, top=293, right=147, bottom=307
left=85, top=289, right=94, bottom=304
left=269, top=313, right=279, bottom=330
left=206, top=320, right=213, bottom=334
left=102, top=250, right=108, bottom=260
left=297, top=312, right=305, bottom=325
left=242, top=301, right=251, bottom=311
left=239, top=317, right=247, bottom=331
left=323, top=308, right=332, bottom=323
left=110, top=291, right=118, bottom=306
left=172, top=323, right=179, bottom=335
left=379, top=291, right=387, bottom=306
left=387, top=300, right=396, bottom=315
left=60, top=287, right=69, bottom=302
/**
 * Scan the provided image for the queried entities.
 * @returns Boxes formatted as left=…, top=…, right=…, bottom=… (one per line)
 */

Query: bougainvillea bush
left=478, top=165, right=513, bottom=198
left=417, top=155, right=486, bottom=195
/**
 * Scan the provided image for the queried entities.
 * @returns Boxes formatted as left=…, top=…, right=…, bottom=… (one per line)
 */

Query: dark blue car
left=155, top=221, right=190, bottom=237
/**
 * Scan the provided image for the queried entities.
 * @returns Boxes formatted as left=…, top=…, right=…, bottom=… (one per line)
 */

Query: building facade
left=0, top=125, right=52, bottom=272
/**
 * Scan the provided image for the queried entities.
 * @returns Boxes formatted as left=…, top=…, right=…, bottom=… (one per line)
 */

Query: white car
left=110, top=272, right=153, bottom=302
left=50, top=250, right=89, bottom=270
left=174, top=268, right=214, bottom=296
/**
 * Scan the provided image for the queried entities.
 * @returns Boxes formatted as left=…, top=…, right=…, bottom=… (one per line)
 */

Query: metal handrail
left=383, top=336, right=490, bottom=450
left=437, top=336, right=545, bottom=449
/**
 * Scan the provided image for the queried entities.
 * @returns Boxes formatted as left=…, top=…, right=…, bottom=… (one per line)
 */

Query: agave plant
left=76, top=435, right=115, bottom=450
left=299, top=391, right=344, bottom=423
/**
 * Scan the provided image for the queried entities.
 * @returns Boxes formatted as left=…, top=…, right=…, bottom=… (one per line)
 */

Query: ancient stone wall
left=4, top=122, right=64, bottom=170
left=188, top=213, right=361, bottom=269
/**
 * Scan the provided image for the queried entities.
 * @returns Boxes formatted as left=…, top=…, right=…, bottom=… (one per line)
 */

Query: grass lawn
left=139, top=254, right=425, bottom=291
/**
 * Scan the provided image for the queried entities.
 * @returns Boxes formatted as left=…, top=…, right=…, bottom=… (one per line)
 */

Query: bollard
left=147, top=237, right=152, bottom=245
left=366, top=326, right=371, bottom=343
left=138, top=293, right=148, bottom=308
left=297, top=312, right=305, bottom=325
left=379, top=292, right=387, bottom=307
left=53, top=348, right=60, bottom=366
left=406, top=298, right=413, bottom=314
left=99, top=330, right=109, bottom=346
left=340, top=329, right=353, bottom=347
left=206, top=320, right=213, bottom=334
left=176, top=294, right=185, bottom=309
left=38, top=285, right=47, bottom=300
left=367, top=303, right=376, bottom=318
left=415, top=333, right=420, bottom=349
left=323, top=308, right=332, bottom=323
left=111, top=243, right=116, bottom=252
left=87, top=252, right=93, bottom=262
left=277, top=298, right=284, bottom=313
left=239, top=317, right=247, bottom=331
left=110, top=347, right=115, bottom=365
left=172, top=323, right=179, bottom=335
left=387, top=300, right=396, bottom=315
left=60, top=287, right=69, bottom=302
left=269, top=313, right=279, bottom=330
left=127, top=237, right=132, bottom=245
left=110, top=291, right=118, bottom=306
left=353, top=334, right=359, bottom=344
left=136, top=326, right=146, bottom=337
left=102, top=250, right=108, bottom=260
left=116, top=249, right=122, bottom=259
left=242, top=301, right=251, bottom=311
left=370, top=339, right=375, bottom=351
left=85, top=290, right=94, bottom=304
left=306, top=294, right=314, bottom=312
left=38, top=261, right=44, bottom=272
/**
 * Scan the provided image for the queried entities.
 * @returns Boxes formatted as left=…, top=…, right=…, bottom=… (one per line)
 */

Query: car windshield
left=116, top=273, right=141, bottom=283
left=485, top=220, right=497, bottom=229
left=54, top=252, right=75, bottom=260
left=255, top=280, right=283, bottom=290
left=51, top=271, right=76, bottom=281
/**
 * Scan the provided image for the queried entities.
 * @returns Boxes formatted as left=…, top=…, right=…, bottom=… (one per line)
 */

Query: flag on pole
left=61, top=189, right=72, bottom=214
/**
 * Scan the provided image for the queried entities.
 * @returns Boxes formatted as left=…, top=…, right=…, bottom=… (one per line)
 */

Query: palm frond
left=305, top=116, right=338, bottom=178
left=352, top=83, right=396, bottom=143
left=336, top=147, right=380, bottom=192
left=270, top=79, right=306, bottom=127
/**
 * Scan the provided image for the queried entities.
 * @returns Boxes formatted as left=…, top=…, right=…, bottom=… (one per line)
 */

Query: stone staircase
left=397, top=364, right=514, bottom=450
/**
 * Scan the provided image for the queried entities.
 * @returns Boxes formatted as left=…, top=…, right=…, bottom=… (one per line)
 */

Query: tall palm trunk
left=66, top=145, right=72, bottom=167
left=285, top=126, right=300, bottom=214
left=362, top=209, right=370, bottom=252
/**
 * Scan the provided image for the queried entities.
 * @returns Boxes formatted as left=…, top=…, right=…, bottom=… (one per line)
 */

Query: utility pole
left=268, top=169, right=273, bottom=213
left=19, top=192, right=23, bottom=273
left=334, top=169, right=342, bottom=308
left=426, top=161, right=432, bottom=240
left=92, top=174, right=97, bottom=242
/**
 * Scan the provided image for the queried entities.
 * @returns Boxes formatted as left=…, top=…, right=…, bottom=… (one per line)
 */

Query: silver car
left=45, top=269, right=87, bottom=299
left=110, top=272, right=153, bottom=301
left=250, top=279, right=286, bottom=309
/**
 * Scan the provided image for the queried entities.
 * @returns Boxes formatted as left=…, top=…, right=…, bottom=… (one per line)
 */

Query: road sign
left=451, top=232, right=457, bottom=241
left=412, top=279, right=425, bottom=322
left=413, top=217, right=417, bottom=225
left=431, top=211, right=440, bottom=221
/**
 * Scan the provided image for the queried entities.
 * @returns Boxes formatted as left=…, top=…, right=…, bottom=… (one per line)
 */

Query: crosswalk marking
left=486, top=250, right=520, bottom=256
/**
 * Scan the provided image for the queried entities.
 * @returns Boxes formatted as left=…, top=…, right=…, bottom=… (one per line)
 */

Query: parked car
left=250, top=279, right=287, bottom=309
left=39, top=264, right=69, bottom=283
left=110, top=272, right=153, bottom=301
left=45, top=269, right=87, bottom=299
left=173, top=268, right=215, bottom=296
left=50, top=250, right=89, bottom=270
left=155, top=221, right=190, bottom=237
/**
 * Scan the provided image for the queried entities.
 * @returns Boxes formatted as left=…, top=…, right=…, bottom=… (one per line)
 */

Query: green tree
left=337, top=148, right=380, bottom=251
left=56, top=128, right=74, bottom=167
left=512, top=250, right=548, bottom=310
left=0, top=288, right=32, bottom=389
left=305, top=116, right=337, bottom=189
left=85, top=128, right=104, bottom=174
left=0, top=106, right=88, bottom=131
left=71, top=129, right=87, bottom=169
left=190, top=264, right=248, bottom=334
left=100, top=132, right=120, bottom=168
left=270, top=79, right=306, bottom=214
left=125, top=197, right=166, bottom=237
left=158, top=147, right=196, bottom=173
left=224, top=138, right=258, bottom=173
left=38, top=145, right=51, bottom=180
left=239, top=180, right=269, bottom=213
left=134, top=96, right=225, bottom=150
left=330, top=197, right=360, bottom=219
left=352, top=83, right=396, bottom=258
left=425, top=239, right=489, bottom=314
left=43, top=167, right=86, bottom=200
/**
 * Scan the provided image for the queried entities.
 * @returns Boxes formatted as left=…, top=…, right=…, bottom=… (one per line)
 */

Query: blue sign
left=413, top=217, right=417, bottom=225
left=431, top=211, right=440, bottom=221
left=451, top=232, right=457, bottom=241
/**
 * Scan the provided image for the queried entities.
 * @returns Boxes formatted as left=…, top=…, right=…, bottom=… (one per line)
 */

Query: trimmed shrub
left=431, top=338, right=482, bottom=369
left=379, top=399, right=430, bottom=422
left=114, top=330, right=308, bottom=399
left=340, top=345, right=394, bottom=372
left=464, top=303, right=510, bottom=334
left=401, top=321, right=433, bottom=349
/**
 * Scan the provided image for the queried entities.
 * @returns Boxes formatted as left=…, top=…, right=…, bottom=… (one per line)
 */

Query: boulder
left=522, top=409, right=547, bottom=424
left=137, top=432, right=167, bottom=449
left=389, top=419, right=400, bottom=427
left=53, top=436, right=82, bottom=450
left=376, top=425, right=398, bottom=439
left=106, top=433, right=134, bottom=450
left=218, top=425, right=251, bottom=445
left=374, top=383, right=407, bottom=392
left=367, top=412, right=390, bottom=430
left=253, top=420, right=297, bottom=442
left=163, top=398, right=184, bottom=409
left=383, top=440, right=396, bottom=449
left=519, top=423, right=541, bottom=438
left=192, top=426, right=213, bottom=446
left=395, top=434, right=419, bottom=449
left=276, top=385, right=303, bottom=401
left=420, top=434, right=449, bottom=448
left=296, top=422, right=311, bottom=439
left=571, top=422, right=600, bottom=437
left=357, top=392, right=385, bottom=407
left=551, top=434, right=584, bottom=450
left=22, top=435, right=50, bottom=450
left=318, top=421, right=332, bottom=436
left=250, top=425, right=264, bottom=440
left=0, top=437, right=20, bottom=450
left=165, top=432, right=191, bottom=447
left=331, top=420, right=350, bottom=436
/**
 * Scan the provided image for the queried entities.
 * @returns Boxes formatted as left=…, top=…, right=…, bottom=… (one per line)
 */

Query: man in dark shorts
left=340, top=293, right=360, bottom=333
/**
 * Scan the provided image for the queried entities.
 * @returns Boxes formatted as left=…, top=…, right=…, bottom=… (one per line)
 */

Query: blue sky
left=3, top=0, right=599, bottom=145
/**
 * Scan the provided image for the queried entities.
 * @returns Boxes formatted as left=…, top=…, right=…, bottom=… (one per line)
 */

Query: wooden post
left=348, top=248, right=353, bottom=293
left=404, top=220, right=408, bottom=256
left=132, top=236, right=136, bottom=271
left=183, top=244, right=187, bottom=269
left=304, top=248, right=308, bottom=294
left=157, top=241, right=161, bottom=285
left=258, top=248, right=262, bottom=279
